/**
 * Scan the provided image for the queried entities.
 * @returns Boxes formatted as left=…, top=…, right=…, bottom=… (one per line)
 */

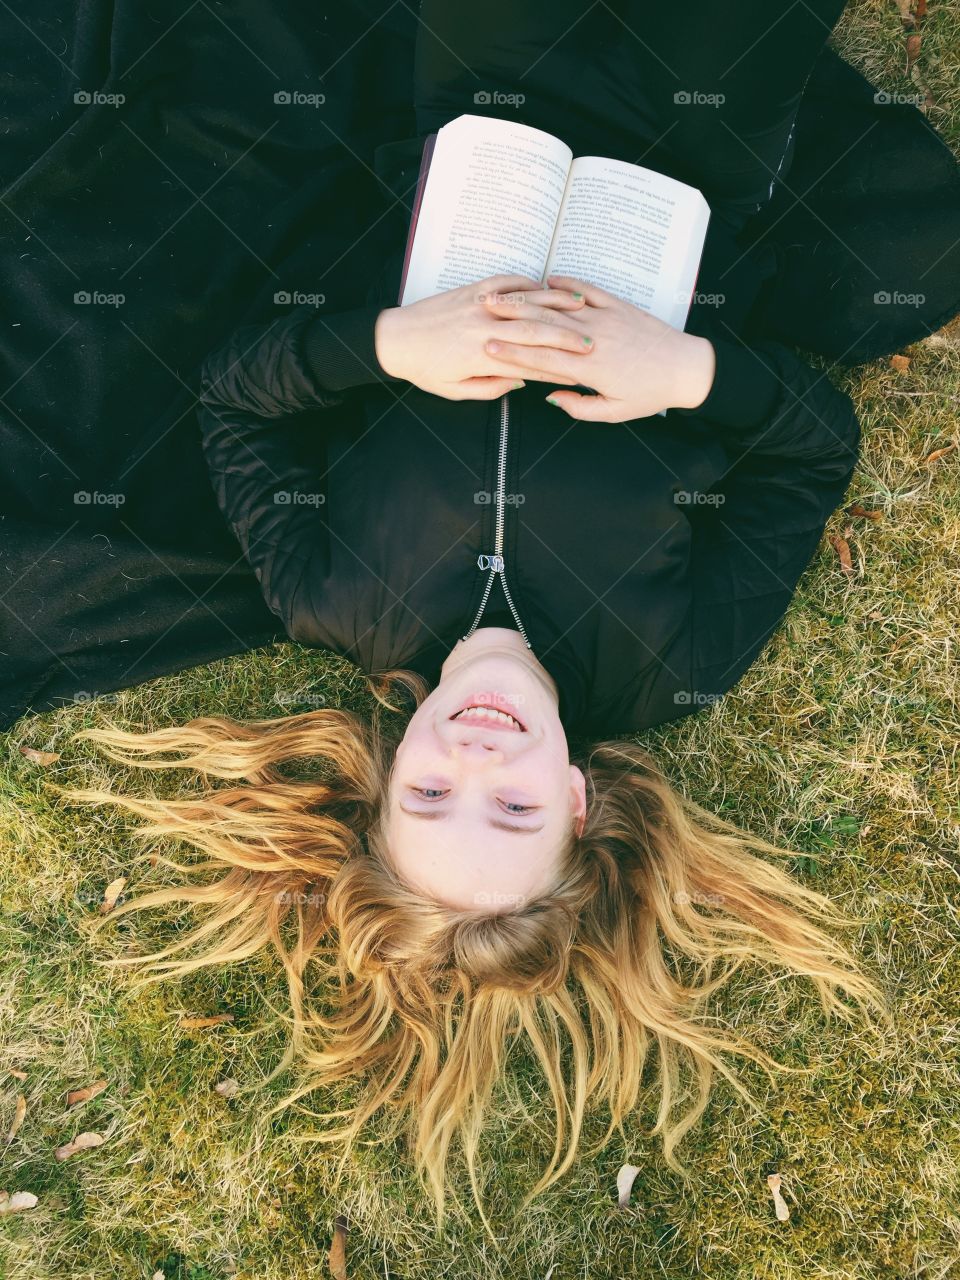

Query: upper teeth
left=453, top=706, right=522, bottom=728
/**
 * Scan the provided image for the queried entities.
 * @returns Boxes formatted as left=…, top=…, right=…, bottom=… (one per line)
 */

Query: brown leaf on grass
left=66, top=1080, right=108, bottom=1107
left=889, top=353, right=911, bottom=372
left=179, top=1014, right=234, bottom=1030
left=328, top=1214, right=349, bottom=1280
left=924, top=441, right=956, bottom=464
left=5, top=1096, right=26, bottom=1143
left=99, top=876, right=127, bottom=914
left=214, top=1078, right=239, bottom=1099
left=0, top=1190, right=39, bottom=1216
left=829, top=534, right=854, bottom=578
left=905, top=31, right=921, bottom=70
left=616, top=1163, right=641, bottom=1209
left=8, top=1070, right=27, bottom=1082
left=847, top=504, right=882, bottom=522
left=894, top=0, right=914, bottom=24
left=19, top=746, right=60, bottom=766
left=767, top=1172, right=791, bottom=1221
left=55, top=1131, right=105, bottom=1161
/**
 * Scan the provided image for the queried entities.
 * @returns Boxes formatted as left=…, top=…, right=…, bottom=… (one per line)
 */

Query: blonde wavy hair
left=59, top=670, right=889, bottom=1225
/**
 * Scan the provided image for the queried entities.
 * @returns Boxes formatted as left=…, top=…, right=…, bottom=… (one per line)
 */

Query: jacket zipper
left=461, top=391, right=532, bottom=648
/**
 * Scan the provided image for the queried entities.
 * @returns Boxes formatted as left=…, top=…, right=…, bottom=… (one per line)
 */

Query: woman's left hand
left=482, top=274, right=717, bottom=421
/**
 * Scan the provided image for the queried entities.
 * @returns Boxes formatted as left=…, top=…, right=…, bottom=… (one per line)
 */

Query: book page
left=400, top=115, right=573, bottom=306
left=543, top=156, right=710, bottom=330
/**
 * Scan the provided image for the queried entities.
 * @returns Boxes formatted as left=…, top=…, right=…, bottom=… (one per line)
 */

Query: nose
left=449, top=731, right=507, bottom=761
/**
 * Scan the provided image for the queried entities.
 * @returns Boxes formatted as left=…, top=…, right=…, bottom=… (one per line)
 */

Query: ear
left=568, top=765, right=587, bottom=838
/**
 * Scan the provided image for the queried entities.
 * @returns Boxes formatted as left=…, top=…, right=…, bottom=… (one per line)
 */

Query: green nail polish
left=546, top=396, right=559, bottom=406
left=572, top=292, right=583, bottom=300
left=512, top=381, right=523, bottom=390
left=582, top=335, right=593, bottom=346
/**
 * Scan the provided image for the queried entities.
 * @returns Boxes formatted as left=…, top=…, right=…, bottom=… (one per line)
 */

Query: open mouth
left=449, top=699, right=527, bottom=732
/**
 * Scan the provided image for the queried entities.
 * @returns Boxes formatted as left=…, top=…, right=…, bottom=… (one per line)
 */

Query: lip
left=449, top=691, right=528, bottom=732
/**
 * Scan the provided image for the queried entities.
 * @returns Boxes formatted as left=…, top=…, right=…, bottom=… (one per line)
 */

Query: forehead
left=385, top=801, right=562, bottom=910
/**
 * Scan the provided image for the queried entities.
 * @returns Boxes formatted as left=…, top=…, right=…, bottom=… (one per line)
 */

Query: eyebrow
left=397, top=804, right=545, bottom=835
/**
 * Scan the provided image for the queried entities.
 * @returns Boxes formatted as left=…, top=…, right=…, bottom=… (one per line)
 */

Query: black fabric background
left=1, top=3, right=958, bottom=730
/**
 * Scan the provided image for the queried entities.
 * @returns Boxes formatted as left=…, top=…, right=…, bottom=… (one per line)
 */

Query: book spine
left=397, top=133, right=438, bottom=306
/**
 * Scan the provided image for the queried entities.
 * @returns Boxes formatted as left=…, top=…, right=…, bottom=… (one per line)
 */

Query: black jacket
left=196, top=137, right=860, bottom=738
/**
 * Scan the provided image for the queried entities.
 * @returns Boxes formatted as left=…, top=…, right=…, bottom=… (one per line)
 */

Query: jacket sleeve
left=642, top=334, right=861, bottom=723
left=196, top=303, right=401, bottom=635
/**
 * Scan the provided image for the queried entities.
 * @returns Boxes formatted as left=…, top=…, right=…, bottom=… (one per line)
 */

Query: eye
left=411, top=787, right=448, bottom=800
left=500, top=800, right=538, bottom=814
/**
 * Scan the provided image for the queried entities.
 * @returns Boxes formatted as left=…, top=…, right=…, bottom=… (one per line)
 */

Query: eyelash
left=411, top=788, right=536, bottom=814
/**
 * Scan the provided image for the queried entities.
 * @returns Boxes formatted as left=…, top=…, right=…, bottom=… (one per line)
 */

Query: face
left=385, top=628, right=587, bottom=911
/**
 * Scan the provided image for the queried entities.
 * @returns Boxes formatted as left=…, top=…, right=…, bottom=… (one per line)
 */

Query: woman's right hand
left=373, top=274, right=592, bottom=400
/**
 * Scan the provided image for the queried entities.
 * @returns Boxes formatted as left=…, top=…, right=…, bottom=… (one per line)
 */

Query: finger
left=482, top=288, right=586, bottom=314
left=474, top=274, right=542, bottom=302
left=486, top=321, right=595, bottom=355
left=543, top=390, right=623, bottom=421
left=452, top=376, right=526, bottom=400
left=545, top=275, right=612, bottom=308
left=482, top=342, right=585, bottom=381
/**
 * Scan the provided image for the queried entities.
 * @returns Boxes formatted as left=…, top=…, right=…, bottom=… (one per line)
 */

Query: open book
left=398, top=114, right=710, bottom=332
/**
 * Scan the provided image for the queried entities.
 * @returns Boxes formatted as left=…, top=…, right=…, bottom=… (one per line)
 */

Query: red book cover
left=397, top=132, right=438, bottom=306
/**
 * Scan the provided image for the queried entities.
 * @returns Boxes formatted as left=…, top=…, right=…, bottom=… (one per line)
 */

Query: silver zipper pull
left=477, top=553, right=504, bottom=571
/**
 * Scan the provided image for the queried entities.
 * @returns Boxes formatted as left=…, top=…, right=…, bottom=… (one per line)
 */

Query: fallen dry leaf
left=153, top=1271, right=165, bottom=1280
left=180, top=1014, right=234, bottom=1030
left=616, top=1163, right=641, bottom=1209
left=66, top=1080, right=108, bottom=1107
left=19, top=746, right=60, bottom=766
left=6, top=1095, right=26, bottom=1143
left=7, top=1070, right=27, bottom=1083
left=829, top=533, right=854, bottom=578
left=847, top=503, right=882, bottom=522
left=767, top=1172, right=790, bottom=1221
left=889, top=353, right=911, bottom=372
left=905, top=31, right=921, bottom=70
left=0, top=1190, right=39, bottom=1216
left=328, top=1214, right=348, bottom=1280
left=99, top=877, right=127, bottom=914
left=55, top=1131, right=105, bottom=1161
left=214, top=1078, right=239, bottom=1099
left=924, top=441, right=957, bottom=464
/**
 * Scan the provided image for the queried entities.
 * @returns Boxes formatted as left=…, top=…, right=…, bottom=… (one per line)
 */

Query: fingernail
left=546, top=396, right=560, bottom=406
left=572, top=292, right=583, bottom=301
left=487, top=341, right=500, bottom=353
left=581, top=335, right=593, bottom=347
left=512, top=381, right=523, bottom=389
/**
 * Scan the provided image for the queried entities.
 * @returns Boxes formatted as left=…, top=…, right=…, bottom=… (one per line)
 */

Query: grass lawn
left=2, top=5, right=959, bottom=1278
